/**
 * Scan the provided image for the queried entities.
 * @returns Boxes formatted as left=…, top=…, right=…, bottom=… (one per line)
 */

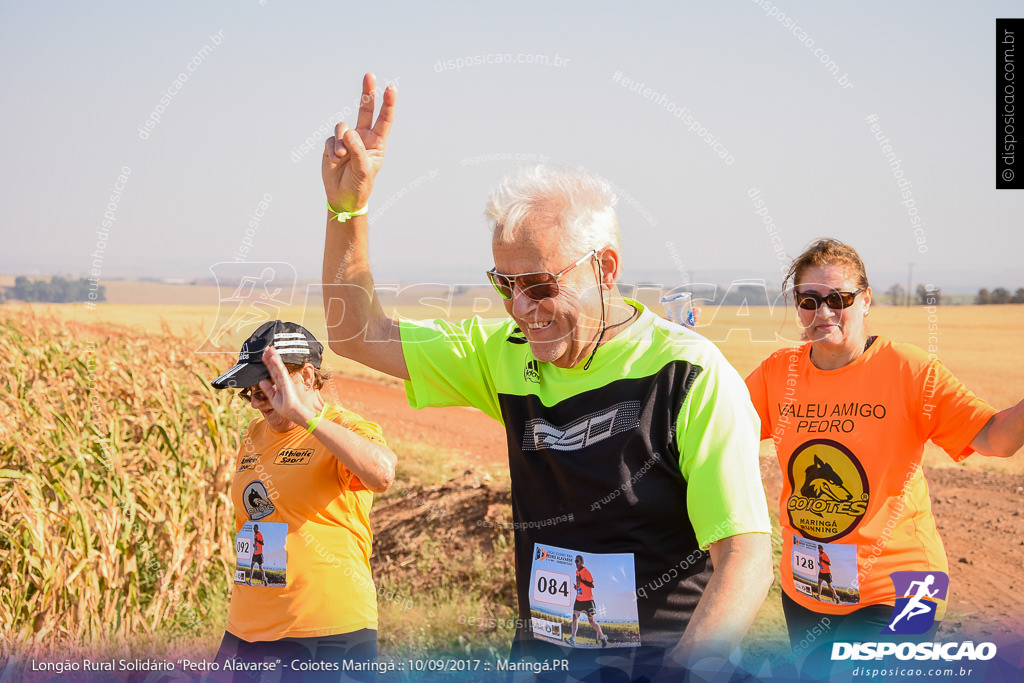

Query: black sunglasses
left=794, top=288, right=864, bottom=311
left=486, top=250, right=597, bottom=301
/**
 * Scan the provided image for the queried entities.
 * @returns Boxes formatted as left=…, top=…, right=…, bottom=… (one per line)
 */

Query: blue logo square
left=884, top=571, right=948, bottom=635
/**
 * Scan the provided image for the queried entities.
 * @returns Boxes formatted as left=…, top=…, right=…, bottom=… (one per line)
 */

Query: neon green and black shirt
left=401, top=301, right=770, bottom=647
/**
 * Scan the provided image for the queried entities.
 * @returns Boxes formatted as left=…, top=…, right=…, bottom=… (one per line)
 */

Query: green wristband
left=306, top=403, right=330, bottom=434
left=327, top=201, right=368, bottom=223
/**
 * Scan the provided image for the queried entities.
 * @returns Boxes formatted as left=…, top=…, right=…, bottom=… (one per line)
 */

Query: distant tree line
left=884, top=284, right=942, bottom=306
left=5, top=276, right=105, bottom=303
left=975, top=288, right=1024, bottom=304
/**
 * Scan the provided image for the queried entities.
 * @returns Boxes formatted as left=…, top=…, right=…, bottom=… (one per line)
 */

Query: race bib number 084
left=532, top=569, right=572, bottom=608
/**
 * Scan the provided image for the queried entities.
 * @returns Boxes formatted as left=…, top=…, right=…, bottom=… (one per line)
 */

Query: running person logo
left=884, top=571, right=949, bottom=634
left=787, top=439, right=869, bottom=542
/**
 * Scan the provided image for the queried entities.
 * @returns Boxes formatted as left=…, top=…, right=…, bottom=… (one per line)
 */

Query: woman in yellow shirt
left=210, top=321, right=397, bottom=680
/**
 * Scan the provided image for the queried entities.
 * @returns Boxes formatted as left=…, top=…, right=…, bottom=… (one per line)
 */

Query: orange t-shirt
left=576, top=567, right=595, bottom=602
left=227, top=405, right=388, bottom=641
left=746, top=337, right=995, bottom=616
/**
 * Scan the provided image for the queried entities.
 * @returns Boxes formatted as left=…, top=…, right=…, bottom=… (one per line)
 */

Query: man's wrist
left=326, top=200, right=369, bottom=223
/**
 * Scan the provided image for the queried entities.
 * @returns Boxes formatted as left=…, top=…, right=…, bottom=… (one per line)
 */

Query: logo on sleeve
left=243, top=481, right=276, bottom=520
left=884, top=571, right=949, bottom=634
left=787, top=439, right=869, bottom=542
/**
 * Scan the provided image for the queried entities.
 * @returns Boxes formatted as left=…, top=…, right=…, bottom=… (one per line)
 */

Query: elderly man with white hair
left=320, top=73, right=773, bottom=680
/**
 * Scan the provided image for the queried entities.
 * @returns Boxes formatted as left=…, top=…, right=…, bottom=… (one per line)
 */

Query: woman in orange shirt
left=210, top=321, right=397, bottom=681
left=746, top=239, right=1023, bottom=649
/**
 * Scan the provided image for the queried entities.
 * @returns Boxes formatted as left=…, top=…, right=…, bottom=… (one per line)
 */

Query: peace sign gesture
left=322, top=72, right=397, bottom=213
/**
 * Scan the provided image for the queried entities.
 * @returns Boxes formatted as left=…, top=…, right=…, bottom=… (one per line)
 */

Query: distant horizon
left=2, top=269, right=1018, bottom=297
left=3, top=271, right=1018, bottom=300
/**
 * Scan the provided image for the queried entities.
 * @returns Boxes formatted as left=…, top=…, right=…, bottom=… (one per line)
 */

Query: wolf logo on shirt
left=787, top=440, right=868, bottom=542
left=800, top=455, right=853, bottom=507
left=243, top=480, right=276, bottom=520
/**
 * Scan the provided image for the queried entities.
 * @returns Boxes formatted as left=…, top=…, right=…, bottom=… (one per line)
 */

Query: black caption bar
left=997, top=18, right=1023, bottom=189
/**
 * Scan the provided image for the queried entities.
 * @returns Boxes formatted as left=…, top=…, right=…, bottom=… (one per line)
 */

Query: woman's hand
left=259, top=346, right=318, bottom=426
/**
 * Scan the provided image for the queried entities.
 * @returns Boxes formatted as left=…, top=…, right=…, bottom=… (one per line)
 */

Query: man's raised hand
left=322, top=72, right=397, bottom=214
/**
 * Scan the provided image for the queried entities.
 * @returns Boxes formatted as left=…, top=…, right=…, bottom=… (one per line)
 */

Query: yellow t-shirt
left=745, top=337, right=995, bottom=616
left=226, top=405, right=387, bottom=641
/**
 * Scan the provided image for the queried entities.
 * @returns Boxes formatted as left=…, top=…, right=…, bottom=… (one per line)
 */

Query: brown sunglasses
left=486, top=250, right=596, bottom=301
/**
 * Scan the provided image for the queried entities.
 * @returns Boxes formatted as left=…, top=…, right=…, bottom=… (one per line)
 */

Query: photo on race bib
left=791, top=536, right=858, bottom=605
left=528, top=544, right=640, bottom=649
left=234, top=521, right=288, bottom=587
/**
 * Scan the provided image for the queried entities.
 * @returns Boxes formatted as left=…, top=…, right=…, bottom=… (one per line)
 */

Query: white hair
left=485, top=165, right=620, bottom=256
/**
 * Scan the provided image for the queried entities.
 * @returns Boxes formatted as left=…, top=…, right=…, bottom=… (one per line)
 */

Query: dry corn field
left=0, top=308, right=243, bottom=659
left=2, top=301, right=1022, bottom=673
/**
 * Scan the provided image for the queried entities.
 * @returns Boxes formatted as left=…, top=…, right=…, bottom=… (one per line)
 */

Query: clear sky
left=2, top=1, right=1021, bottom=292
